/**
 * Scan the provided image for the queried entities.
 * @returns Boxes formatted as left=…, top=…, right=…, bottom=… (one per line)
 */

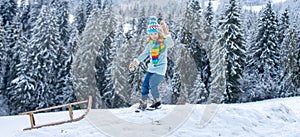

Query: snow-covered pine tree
left=102, top=0, right=112, bottom=11
left=95, top=2, right=120, bottom=108
left=69, top=24, right=80, bottom=53
left=3, top=21, right=21, bottom=111
left=74, top=5, right=116, bottom=108
left=280, top=24, right=300, bottom=97
left=26, top=6, right=62, bottom=109
left=0, top=17, right=4, bottom=91
left=48, top=1, right=74, bottom=105
left=101, top=1, right=117, bottom=36
left=208, top=40, right=227, bottom=103
left=0, top=16, right=5, bottom=91
left=55, top=1, right=71, bottom=48
left=171, top=71, right=181, bottom=104
left=242, top=1, right=281, bottom=102
left=173, top=45, right=198, bottom=104
left=0, top=0, right=17, bottom=26
left=97, top=29, right=129, bottom=108
left=95, top=0, right=102, bottom=10
left=219, top=0, right=246, bottom=103
left=162, top=58, right=179, bottom=104
left=73, top=9, right=103, bottom=108
left=181, top=1, right=193, bottom=45
left=74, top=0, right=87, bottom=35
left=278, top=8, right=290, bottom=46
left=18, top=0, right=31, bottom=39
left=208, top=12, right=227, bottom=104
left=95, top=31, right=116, bottom=108
left=110, top=25, right=131, bottom=107
left=27, top=0, right=42, bottom=39
left=190, top=72, right=208, bottom=104
left=204, top=0, right=214, bottom=26
left=181, top=0, right=213, bottom=95
left=0, top=17, right=9, bottom=115
left=242, top=10, right=258, bottom=50
left=7, top=31, right=31, bottom=115
left=85, top=0, right=93, bottom=19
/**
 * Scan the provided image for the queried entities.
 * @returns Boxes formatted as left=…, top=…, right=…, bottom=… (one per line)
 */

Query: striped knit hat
left=147, top=16, right=160, bottom=34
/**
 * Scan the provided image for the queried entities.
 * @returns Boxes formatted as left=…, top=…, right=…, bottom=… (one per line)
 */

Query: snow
left=243, top=0, right=287, bottom=12
left=272, top=0, right=286, bottom=4
left=1, top=97, right=300, bottom=137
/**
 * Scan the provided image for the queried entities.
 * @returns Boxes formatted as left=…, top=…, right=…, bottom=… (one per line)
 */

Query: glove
left=160, top=21, right=170, bottom=35
left=129, top=59, right=139, bottom=71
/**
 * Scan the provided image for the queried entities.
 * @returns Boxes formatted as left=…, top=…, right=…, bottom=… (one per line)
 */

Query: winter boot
left=150, top=98, right=161, bottom=108
left=138, top=99, right=147, bottom=110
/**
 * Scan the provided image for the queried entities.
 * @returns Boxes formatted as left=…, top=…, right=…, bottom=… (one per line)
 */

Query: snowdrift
left=1, top=97, right=300, bottom=137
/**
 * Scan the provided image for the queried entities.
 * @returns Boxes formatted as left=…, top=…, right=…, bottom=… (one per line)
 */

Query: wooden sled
left=19, top=96, right=92, bottom=131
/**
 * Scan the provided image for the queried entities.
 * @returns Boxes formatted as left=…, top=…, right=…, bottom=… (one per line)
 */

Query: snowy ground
left=1, top=97, right=300, bottom=137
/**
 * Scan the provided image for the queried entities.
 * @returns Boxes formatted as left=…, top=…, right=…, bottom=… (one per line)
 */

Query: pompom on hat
left=147, top=16, right=160, bottom=34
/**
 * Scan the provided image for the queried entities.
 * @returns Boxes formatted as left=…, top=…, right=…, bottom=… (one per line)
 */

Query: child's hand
left=129, top=59, right=139, bottom=71
left=160, top=21, right=170, bottom=35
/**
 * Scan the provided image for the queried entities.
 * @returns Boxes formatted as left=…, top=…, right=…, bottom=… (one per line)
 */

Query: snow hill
left=1, top=97, right=300, bottom=137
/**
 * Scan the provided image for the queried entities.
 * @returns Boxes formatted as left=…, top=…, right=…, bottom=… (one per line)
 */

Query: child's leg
left=149, top=73, right=164, bottom=100
left=141, top=72, right=152, bottom=100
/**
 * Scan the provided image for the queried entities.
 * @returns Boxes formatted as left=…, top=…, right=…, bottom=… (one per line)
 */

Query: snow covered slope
left=2, top=97, right=300, bottom=137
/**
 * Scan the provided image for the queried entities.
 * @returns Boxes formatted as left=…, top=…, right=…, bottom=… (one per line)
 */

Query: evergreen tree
left=26, top=6, right=62, bottom=110
left=0, top=0, right=17, bottom=26
left=55, top=1, right=71, bottom=48
left=125, top=9, right=148, bottom=105
left=280, top=24, right=300, bottom=97
left=0, top=17, right=9, bottom=115
left=220, top=0, right=246, bottom=103
left=86, top=0, right=93, bottom=19
left=170, top=71, right=181, bottom=104
left=18, top=0, right=31, bottom=39
left=205, top=0, right=214, bottom=25
left=190, top=72, right=208, bottom=104
left=73, top=7, right=116, bottom=108
left=182, top=0, right=213, bottom=94
left=95, top=0, right=102, bottom=10
left=243, top=10, right=258, bottom=51
left=95, top=3, right=118, bottom=108
left=242, top=2, right=281, bottom=102
left=208, top=13, right=227, bottom=104
left=173, top=46, right=198, bottom=104
left=96, top=30, right=124, bottom=108
left=7, top=32, right=30, bottom=115
left=110, top=25, right=131, bottom=107
left=208, top=39, right=227, bottom=103
left=3, top=20, right=21, bottom=113
left=278, top=8, right=290, bottom=46
left=74, top=0, right=87, bottom=35
left=28, top=0, right=42, bottom=40
left=0, top=17, right=5, bottom=91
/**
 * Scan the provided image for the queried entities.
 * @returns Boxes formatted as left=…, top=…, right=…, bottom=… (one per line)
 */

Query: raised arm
left=160, top=21, right=174, bottom=48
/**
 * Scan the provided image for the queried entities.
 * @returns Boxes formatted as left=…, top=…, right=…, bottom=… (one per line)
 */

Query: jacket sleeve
left=164, top=34, right=174, bottom=48
left=136, top=45, right=150, bottom=63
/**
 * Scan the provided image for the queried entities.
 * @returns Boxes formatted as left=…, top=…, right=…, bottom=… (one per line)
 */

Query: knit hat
left=147, top=16, right=160, bottom=34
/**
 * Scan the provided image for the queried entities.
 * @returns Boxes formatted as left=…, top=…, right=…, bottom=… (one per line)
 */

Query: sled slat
left=68, top=104, right=73, bottom=120
left=29, top=113, right=35, bottom=128
left=19, top=100, right=88, bottom=115
left=19, top=96, right=92, bottom=130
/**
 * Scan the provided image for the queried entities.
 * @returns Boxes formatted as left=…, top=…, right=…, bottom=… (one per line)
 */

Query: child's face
left=150, top=33, right=159, bottom=40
